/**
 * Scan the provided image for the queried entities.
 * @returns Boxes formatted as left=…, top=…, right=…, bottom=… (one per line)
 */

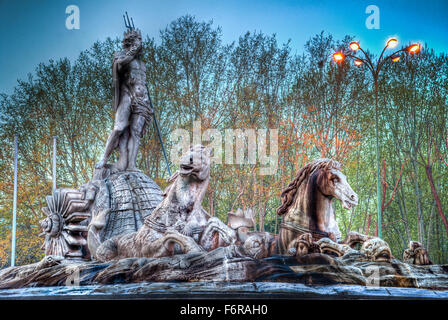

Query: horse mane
left=276, top=158, right=341, bottom=216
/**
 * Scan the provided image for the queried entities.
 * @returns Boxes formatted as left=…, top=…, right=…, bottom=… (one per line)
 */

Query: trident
left=122, top=12, right=172, bottom=176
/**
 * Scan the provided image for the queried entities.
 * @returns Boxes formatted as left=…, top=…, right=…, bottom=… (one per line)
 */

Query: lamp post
left=332, top=39, right=421, bottom=239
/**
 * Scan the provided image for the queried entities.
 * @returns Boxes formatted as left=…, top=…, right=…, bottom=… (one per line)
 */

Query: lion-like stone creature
left=95, top=145, right=237, bottom=262
left=403, top=241, right=433, bottom=265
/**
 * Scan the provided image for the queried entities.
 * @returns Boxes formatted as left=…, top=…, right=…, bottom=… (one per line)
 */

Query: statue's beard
left=123, top=39, right=142, bottom=54
left=127, top=46, right=141, bottom=57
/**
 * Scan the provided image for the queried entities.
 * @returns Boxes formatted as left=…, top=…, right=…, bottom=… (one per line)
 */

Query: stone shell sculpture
left=87, top=171, right=163, bottom=259
left=40, top=188, right=93, bottom=259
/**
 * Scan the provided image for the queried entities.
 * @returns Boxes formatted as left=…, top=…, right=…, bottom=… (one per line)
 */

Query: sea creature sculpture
left=95, top=145, right=237, bottom=262
left=403, top=241, right=433, bottom=265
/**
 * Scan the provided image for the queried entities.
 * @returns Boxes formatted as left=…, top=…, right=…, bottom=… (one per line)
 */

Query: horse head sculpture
left=276, top=158, right=358, bottom=253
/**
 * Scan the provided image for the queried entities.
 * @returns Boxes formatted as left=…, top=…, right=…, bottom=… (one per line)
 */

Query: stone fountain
left=1, top=20, right=447, bottom=300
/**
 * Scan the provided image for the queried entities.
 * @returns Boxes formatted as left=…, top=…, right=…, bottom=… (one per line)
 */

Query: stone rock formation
left=1, top=244, right=447, bottom=290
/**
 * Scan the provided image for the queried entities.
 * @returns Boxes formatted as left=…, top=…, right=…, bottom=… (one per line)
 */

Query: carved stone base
left=0, top=248, right=447, bottom=290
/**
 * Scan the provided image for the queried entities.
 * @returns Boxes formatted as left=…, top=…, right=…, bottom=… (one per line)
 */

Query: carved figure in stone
left=241, top=233, right=271, bottom=259
left=360, top=238, right=392, bottom=263
left=199, top=217, right=238, bottom=252
left=40, top=188, right=93, bottom=259
left=95, top=28, right=153, bottom=173
left=95, top=145, right=237, bottom=262
left=284, top=231, right=393, bottom=263
left=316, top=237, right=355, bottom=257
left=227, top=209, right=276, bottom=259
left=227, top=209, right=256, bottom=244
left=403, top=241, right=433, bottom=265
left=287, top=233, right=321, bottom=256
left=341, top=231, right=371, bottom=250
left=276, top=159, right=358, bottom=254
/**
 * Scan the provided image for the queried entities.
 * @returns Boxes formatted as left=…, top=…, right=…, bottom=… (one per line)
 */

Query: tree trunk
left=425, top=164, right=448, bottom=237
left=397, top=185, right=411, bottom=243
left=426, top=202, right=435, bottom=254
left=411, top=158, right=425, bottom=243
left=366, top=214, right=372, bottom=236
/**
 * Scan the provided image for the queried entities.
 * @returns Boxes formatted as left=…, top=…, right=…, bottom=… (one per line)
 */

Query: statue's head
left=122, top=29, right=142, bottom=54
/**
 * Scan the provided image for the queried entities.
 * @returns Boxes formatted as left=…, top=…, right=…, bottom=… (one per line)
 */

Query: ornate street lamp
left=332, top=38, right=421, bottom=239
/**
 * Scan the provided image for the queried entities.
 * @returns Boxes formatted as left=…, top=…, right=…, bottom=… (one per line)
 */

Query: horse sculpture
left=95, top=145, right=237, bottom=262
left=276, top=158, right=358, bottom=254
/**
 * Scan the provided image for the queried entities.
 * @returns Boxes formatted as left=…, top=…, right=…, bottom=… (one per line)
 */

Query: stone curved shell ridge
left=45, top=188, right=89, bottom=220
left=44, top=234, right=69, bottom=257
left=98, top=171, right=163, bottom=242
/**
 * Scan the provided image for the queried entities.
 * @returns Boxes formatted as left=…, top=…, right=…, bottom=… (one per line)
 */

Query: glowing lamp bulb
left=387, top=38, right=398, bottom=48
left=354, top=60, right=363, bottom=66
left=408, top=44, right=421, bottom=54
left=349, top=42, right=360, bottom=51
left=333, top=52, right=344, bottom=62
left=391, top=55, right=401, bottom=62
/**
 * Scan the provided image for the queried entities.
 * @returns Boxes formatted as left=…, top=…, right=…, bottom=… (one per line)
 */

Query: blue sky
left=1, top=0, right=447, bottom=94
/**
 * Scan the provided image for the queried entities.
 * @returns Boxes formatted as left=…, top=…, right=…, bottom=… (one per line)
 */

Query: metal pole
left=152, top=112, right=172, bottom=177
left=374, top=77, right=382, bottom=238
left=11, top=135, right=18, bottom=267
left=145, top=84, right=172, bottom=177
left=53, top=136, right=57, bottom=192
